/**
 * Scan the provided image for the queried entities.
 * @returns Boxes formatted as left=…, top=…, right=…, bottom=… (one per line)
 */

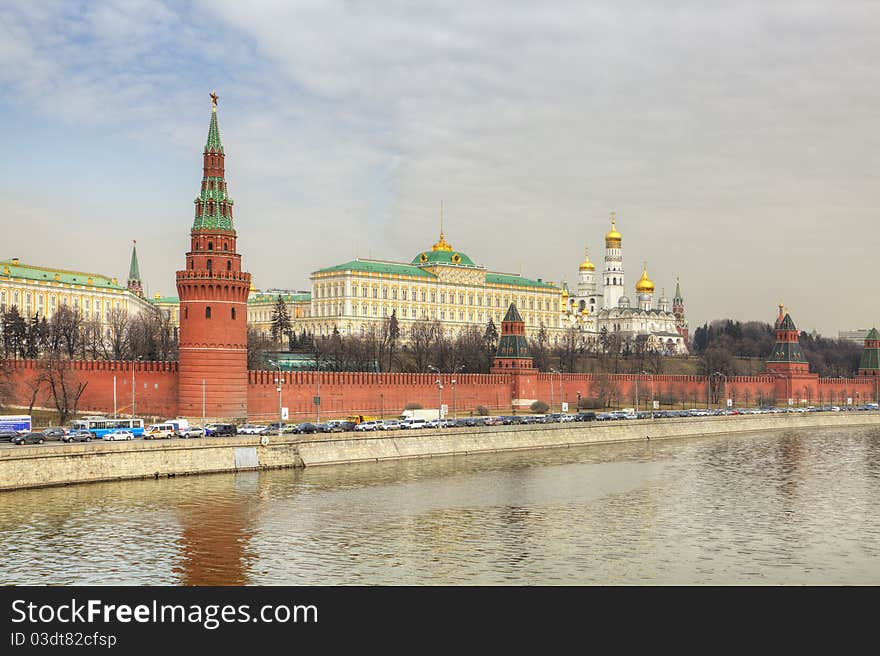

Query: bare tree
left=42, top=356, right=88, bottom=425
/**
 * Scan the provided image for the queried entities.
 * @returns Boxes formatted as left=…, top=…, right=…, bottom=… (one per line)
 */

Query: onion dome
left=413, top=230, right=476, bottom=266
left=431, top=231, right=453, bottom=252
left=605, top=213, right=622, bottom=247
left=579, top=247, right=595, bottom=271
left=618, top=295, right=631, bottom=309
left=635, top=265, right=655, bottom=294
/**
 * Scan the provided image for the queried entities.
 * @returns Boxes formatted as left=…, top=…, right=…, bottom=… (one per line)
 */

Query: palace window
left=401, top=289, right=407, bottom=300
left=431, top=292, right=436, bottom=302
left=421, top=290, right=426, bottom=302
left=382, top=288, right=388, bottom=299
left=373, top=288, right=378, bottom=299
left=392, top=288, right=397, bottom=300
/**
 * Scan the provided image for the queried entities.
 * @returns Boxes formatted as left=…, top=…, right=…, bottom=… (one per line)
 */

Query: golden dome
left=579, top=247, right=595, bottom=271
left=431, top=231, right=453, bottom=252
left=635, top=265, right=655, bottom=294
left=605, top=213, right=622, bottom=246
left=561, top=287, right=569, bottom=297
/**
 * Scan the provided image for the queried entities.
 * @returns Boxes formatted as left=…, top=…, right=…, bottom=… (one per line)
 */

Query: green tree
left=270, top=295, right=292, bottom=346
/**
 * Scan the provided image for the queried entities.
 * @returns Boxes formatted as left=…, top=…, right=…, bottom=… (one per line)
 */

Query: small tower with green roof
left=766, top=307, right=810, bottom=376
left=126, top=240, right=143, bottom=298
left=858, top=328, right=880, bottom=376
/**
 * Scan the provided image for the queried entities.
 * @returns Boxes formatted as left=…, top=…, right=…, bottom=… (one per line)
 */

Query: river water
left=1, top=425, right=879, bottom=585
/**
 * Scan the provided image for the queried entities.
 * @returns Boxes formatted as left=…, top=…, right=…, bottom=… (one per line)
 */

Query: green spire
left=674, top=277, right=683, bottom=302
left=205, top=91, right=223, bottom=153
left=128, top=240, right=141, bottom=282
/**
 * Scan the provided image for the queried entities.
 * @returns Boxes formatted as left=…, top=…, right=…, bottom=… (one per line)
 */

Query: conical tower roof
left=205, top=92, right=223, bottom=153
left=128, top=240, right=141, bottom=282
left=502, top=303, right=524, bottom=323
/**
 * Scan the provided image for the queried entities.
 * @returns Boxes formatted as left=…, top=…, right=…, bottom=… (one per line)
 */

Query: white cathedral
left=561, top=213, right=689, bottom=354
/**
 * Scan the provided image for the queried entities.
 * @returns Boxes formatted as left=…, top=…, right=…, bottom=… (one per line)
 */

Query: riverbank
left=1, top=411, right=879, bottom=491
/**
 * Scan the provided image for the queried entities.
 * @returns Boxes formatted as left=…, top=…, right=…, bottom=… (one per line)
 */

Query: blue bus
left=0, top=415, right=31, bottom=432
left=69, top=417, right=145, bottom=439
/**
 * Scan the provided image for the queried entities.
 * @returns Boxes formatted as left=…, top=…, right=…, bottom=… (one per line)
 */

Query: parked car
left=293, top=423, right=319, bottom=434
left=354, top=420, right=383, bottom=432
left=144, top=423, right=177, bottom=439
left=41, top=427, right=69, bottom=441
left=401, top=418, right=428, bottom=429
left=12, top=432, right=45, bottom=445
left=205, top=423, right=237, bottom=437
left=0, top=430, right=21, bottom=442
left=104, top=429, right=134, bottom=441
left=237, top=424, right=266, bottom=435
left=380, top=420, right=402, bottom=430
left=336, top=421, right=357, bottom=432
left=178, top=426, right=205, bottom=438
left=61, top=430, right=92, bottom=443
left=575, top=412, right=597, bottom=422
left=313, top=423, right=335, bottom=433
left=323, top=422, right=346, bottom=433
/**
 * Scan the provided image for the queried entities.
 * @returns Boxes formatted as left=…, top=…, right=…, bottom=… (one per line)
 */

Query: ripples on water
left=1, top=427, right=879, bottom=585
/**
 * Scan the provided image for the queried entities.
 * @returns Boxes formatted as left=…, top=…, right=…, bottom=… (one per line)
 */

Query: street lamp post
left=380, top=392, right=384, bottom=420
left=130, top=355, right=140, bottom=419
left=202, top=379, right=206, bottom=429
left=635, top=374, right=639, bottom=413
left=275, top=374, right=285, bottom=435
left=550, top=368, right=558, bottom=412
left=640, top=370, right=653, bottom=419
left=429, top=366, right=443, bottom=427
left=113, top=375, right=117, bottom=419
left=452, top=365, right=464, bottom=421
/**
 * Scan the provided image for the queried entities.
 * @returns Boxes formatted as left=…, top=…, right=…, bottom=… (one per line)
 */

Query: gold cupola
left=635, top=265, right=655, bottom=294
left=431, top=231, right=454, bottom=252
left=579, top=247, right=595, bottom=271
left=605, top=212, right=622, bottom=248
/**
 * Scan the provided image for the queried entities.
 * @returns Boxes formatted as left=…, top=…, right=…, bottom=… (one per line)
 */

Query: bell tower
left=176, top=92, right=251, bottom=420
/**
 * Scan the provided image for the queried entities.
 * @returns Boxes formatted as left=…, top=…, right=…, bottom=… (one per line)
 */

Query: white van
left=401, top=418, right=428, bottom=429
left=144, top=423, right=177, bottom=439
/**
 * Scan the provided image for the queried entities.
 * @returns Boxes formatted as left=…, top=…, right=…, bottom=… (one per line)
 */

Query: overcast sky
left=1, top=1, right=877, bottom=336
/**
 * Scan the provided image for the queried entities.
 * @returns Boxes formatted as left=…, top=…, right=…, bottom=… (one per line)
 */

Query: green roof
left=315, top=259, right=437, bottom=278
left=0, top=260, right=124, bottom=290
left=151, top=296, right=180, bottom=304
left=767, top=341, right=808, bottom=363
left=778, top=313, right=798, bottom=331
left=865, top=327, right=880, bottom=340
left=128, top=242, right=141, bottom=282
left=502, top=303, right=524, bottom=323
left=249, top=292, right=311, bottom=304
left=486, top=272, right=558, bottom=290
left=411, top=249, right=477, bottom=267
left=205, top=107, right=223, bottom=154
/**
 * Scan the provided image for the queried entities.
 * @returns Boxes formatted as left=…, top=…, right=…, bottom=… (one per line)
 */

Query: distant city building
left=839, top=329, right=871, bottom=345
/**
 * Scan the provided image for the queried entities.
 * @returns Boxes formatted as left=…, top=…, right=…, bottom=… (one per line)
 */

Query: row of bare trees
left=0, top=305, right=177, bottom=362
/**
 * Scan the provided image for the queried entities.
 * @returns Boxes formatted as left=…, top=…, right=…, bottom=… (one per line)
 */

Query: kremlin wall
left=3, top=96, right=879, bottom=423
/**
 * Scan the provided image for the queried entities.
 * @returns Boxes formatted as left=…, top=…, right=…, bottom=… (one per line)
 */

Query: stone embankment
left=2, top=412, right=879, bottom=491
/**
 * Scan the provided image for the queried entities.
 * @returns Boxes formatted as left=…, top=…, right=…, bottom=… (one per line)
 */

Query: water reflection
left=0, top=426, right=879, bottom=584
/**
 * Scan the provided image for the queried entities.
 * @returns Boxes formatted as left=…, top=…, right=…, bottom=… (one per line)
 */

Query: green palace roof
left=249, top=292, right=312, bottom=303
left=0, top=260, right=124, bottom=290
left=315, top=260, right=437, bottom=278
left=411, top=249, right=477, bottom=267
left=486, top=272, right=558, bottom=290
left=151, top=296, right=180, bottom=304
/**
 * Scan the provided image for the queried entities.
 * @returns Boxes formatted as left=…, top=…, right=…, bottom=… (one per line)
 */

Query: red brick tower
left=491, top=304, right=538, bottom=406
left=176, top=92, right=251, bottom=420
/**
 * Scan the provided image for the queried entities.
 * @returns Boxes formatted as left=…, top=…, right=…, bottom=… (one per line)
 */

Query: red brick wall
left=5, top=359, right=179, bottom=420
left=4, top=359, right=877, bottom=423
left=247, top=371, right=514, bottom=421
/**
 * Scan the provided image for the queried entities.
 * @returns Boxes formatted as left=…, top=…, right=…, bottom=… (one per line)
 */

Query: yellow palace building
left=0, top=256, right=152, bottom=330
left=301, top=229, right=565, bottom=339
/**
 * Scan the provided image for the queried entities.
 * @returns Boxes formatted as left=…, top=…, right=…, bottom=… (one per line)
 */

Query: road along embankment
left=1, top=412, right=879, bottom=491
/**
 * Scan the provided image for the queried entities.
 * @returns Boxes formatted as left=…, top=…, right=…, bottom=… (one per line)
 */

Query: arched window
left=208, top=242, right=213, bottom=251
left=231, top=307, right=236, bottom=320
left=184, top=307, right=188, bottom=319
left=188, top=260, right=193, bottom=269
left=224, top=242, right=228, bottom=250
left=206, top=306, right=212, bottom=319
left=226, top=260, right=231, bottom=271
left=206, top=259, right=212, bottom=271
